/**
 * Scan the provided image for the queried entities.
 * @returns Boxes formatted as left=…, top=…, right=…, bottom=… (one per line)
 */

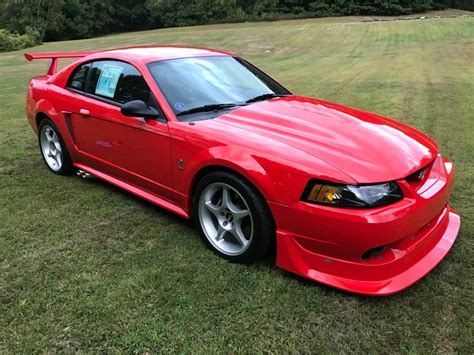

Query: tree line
left=0, top=0, right=472, bottom=51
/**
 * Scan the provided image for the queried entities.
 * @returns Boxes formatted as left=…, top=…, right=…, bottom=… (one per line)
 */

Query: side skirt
left=74, top=163, right=190, bottom=219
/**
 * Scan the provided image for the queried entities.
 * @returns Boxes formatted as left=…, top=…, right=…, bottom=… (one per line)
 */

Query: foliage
left=0, top=27, right=40, bottom=52
left=151, top=0, right=244, bottom=27
left=0, top=0, right=471, bottom=50
left=443, top=0, right=474, bottom=11
left=0, top=0, right=65, bottom=42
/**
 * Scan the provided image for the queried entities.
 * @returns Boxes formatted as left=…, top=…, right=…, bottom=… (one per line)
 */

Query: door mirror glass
left=121, top=100, right=160, bottom=119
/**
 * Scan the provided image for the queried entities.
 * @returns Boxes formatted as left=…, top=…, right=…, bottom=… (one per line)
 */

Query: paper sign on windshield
left=95, top=65, right=123, bottom=98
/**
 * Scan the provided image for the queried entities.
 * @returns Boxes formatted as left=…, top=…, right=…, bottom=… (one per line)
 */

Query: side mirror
left=121, top=100, right=160, bottom=119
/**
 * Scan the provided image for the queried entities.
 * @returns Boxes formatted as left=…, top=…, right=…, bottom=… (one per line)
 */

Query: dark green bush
left=448, top=0, right=474, bottom=11
left=0, top=27, right=40, bottom=52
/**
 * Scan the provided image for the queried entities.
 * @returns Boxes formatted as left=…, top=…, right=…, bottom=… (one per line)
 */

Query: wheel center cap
left=225, top=212, right=233, bottom=222
left=50, top=142, right=55, bottom=151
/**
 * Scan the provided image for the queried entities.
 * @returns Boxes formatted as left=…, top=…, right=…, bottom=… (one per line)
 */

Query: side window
left=67, top=63, right=90, bottom=91
left=87, top=60, right=152, bottom=105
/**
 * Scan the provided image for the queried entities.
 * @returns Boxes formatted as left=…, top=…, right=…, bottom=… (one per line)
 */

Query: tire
left=38, top=118, right=73, bottom=175
left=193, top=171, right=275, bottom=263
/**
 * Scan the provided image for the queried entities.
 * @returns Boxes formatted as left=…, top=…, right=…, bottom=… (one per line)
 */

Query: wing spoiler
left=24, top=51, right=94, bottom=75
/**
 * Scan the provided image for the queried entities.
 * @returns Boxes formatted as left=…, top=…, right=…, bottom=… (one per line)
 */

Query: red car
left=25, top=46, right=460, bottom=295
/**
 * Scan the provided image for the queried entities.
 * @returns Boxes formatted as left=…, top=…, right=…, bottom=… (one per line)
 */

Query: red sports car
left=25, top=46, right=460, bottom=295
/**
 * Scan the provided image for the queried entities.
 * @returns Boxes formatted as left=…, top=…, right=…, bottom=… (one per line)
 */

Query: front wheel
left=193, top=171, right=275, bottom=263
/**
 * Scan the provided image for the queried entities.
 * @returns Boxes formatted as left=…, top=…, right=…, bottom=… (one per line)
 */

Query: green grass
left=1, top=13, right=473, bottom=352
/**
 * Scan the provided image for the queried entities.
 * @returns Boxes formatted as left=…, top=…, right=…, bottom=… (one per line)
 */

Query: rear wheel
left=38, top=119, right=73, bottom=175
left=193, top=171, right=275, bottom=262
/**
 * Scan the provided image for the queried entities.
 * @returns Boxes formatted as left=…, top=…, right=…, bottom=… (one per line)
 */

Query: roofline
left=98, top=44, right=237, bottom=57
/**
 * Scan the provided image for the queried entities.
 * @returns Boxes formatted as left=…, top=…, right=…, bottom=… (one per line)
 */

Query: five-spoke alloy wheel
left=193, top=171, right=275, bottom=262
left=38, top=119, right=73, bottom=175
left=198, top=182, right=254, bottom=256
left=40, top=125, right=63, bottom=171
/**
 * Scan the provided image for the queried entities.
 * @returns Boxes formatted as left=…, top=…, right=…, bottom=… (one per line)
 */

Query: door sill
left=74, top=163, right=190, bottom=219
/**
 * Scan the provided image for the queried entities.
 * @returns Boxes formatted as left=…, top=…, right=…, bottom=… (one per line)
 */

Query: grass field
left=1, top=12, right=473, bottom=352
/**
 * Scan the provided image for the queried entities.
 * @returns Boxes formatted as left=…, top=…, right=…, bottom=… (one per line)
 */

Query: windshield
left=147, top=56, right=290, bottom=120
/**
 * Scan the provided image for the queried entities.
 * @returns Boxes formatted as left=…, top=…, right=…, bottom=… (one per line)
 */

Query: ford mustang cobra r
left=24, top=46, right=460, bottom=295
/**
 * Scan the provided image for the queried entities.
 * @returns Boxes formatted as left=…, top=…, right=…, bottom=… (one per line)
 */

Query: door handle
left=79, top=108, right=90, bottom=116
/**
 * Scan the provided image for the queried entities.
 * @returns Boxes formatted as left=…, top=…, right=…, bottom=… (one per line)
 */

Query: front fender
left=187, top=146, right=280, bottom=201
left=169, top=120, right=356, bottom=214
left=177, top=145, right=321, bottom=213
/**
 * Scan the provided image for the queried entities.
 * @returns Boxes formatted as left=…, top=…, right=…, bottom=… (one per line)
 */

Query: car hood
left=216, top=96, right=438, bottom=183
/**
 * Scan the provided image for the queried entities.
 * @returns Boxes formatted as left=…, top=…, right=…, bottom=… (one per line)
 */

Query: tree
left=0, top=0, right=65, bottom=42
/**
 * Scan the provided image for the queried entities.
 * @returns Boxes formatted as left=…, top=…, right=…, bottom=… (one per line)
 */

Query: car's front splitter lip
left=275, top=207, right=460, bottom=296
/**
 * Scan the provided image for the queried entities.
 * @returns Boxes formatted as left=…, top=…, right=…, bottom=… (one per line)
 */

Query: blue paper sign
left=96, top=65, right=123, bottom=98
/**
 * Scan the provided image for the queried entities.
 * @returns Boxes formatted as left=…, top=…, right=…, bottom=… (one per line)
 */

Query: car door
left=64, top=59, right=174, bottom=200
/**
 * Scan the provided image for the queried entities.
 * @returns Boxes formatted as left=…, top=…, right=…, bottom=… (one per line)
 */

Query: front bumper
left=269, top=155, right=461, bottom=295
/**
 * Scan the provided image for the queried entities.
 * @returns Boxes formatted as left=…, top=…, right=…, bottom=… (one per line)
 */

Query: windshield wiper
left=245, top=93, right=288, bottom=104
left=175, top=94, right=288, bottom=117
left=176, top=103, right=240, bottom=116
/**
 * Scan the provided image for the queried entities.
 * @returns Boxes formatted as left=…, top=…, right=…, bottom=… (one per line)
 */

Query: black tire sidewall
left=38, top=119, right=73, bottom=175
left=193, top=171, right=275, bottom=263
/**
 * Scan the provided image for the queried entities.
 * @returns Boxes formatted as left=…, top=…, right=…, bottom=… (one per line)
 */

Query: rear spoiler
left=24, top=51, right=94, bottom=75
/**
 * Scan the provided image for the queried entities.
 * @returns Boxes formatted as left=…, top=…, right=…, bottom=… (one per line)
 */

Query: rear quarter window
left=67, top=63, right=90, bottom=91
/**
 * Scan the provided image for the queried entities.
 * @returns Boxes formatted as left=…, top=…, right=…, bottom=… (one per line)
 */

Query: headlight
left=302, top=180, right=403, bottom=208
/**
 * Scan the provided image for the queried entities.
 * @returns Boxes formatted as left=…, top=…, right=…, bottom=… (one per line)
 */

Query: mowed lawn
left=1, top=13, right=473, bottom=352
